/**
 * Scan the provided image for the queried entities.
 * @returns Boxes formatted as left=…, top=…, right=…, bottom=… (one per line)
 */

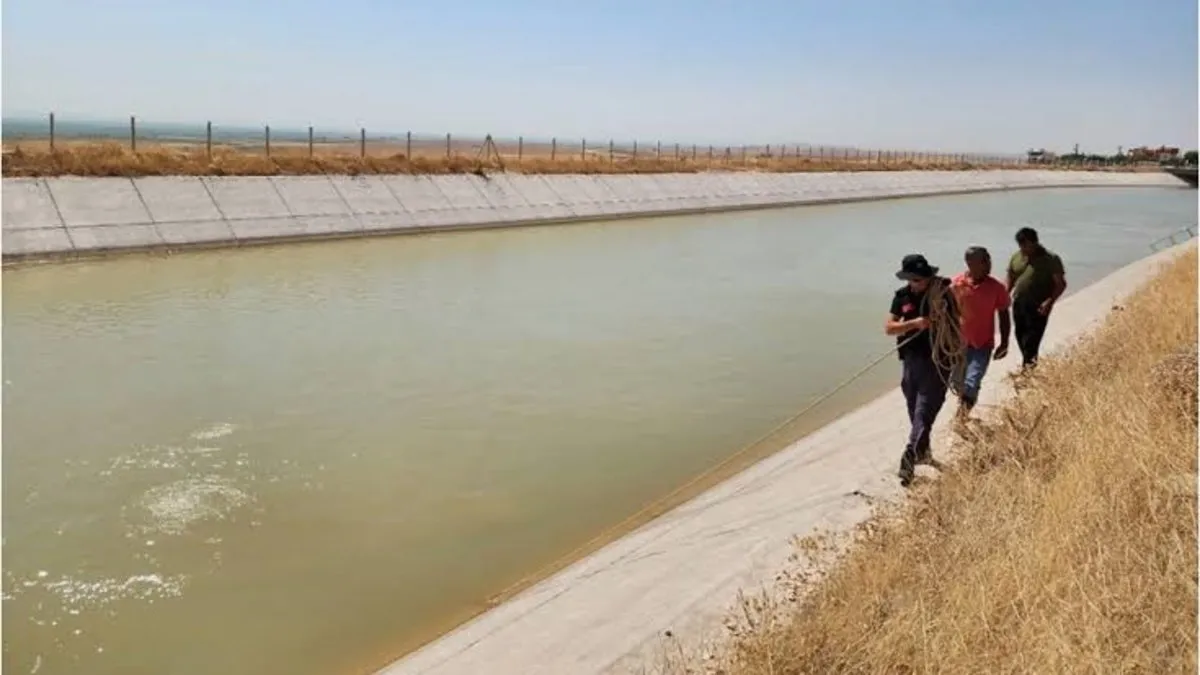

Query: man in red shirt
left=951, top=246, right=1011, bottom=419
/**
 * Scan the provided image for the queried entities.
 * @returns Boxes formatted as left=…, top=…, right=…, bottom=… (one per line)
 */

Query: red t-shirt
left=951, top=272, right=1011, bottom=349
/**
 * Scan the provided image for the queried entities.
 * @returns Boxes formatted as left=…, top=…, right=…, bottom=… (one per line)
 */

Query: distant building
left=1126, top=146, right=1180, bottom=162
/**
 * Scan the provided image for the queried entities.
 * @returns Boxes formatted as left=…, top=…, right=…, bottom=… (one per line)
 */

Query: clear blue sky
left=3, top=0, right=1196, bottom=154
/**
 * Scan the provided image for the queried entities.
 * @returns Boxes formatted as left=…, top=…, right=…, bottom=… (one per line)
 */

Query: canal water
left=3, top=187, right=1194, bottom=675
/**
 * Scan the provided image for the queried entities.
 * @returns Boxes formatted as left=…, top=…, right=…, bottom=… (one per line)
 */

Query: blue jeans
left=958, top=346, right=993, bottom=407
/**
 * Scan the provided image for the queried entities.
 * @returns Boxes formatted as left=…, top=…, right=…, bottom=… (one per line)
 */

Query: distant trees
left=1027, top=145, right=1198, bottom=167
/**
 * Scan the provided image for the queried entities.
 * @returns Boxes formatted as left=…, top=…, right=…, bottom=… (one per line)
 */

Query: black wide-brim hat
left=896, top=253, right=939, bottom=280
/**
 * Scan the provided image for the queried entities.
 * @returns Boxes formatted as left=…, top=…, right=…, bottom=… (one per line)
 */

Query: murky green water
left=3, top=187, right=1195, bottom=675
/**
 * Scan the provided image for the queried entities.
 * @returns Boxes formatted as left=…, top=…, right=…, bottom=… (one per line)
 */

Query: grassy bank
left=0, top=140, right=1134, bottom=178
left=684, top=247, right=1197, bottom=674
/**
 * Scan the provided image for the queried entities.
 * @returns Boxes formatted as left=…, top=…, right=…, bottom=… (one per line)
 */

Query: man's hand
left=908, top=317, right=930, bottom=331
left=993, top=342, right=1009, bottom=360
left=1037, top=298, right=1054, bottom=315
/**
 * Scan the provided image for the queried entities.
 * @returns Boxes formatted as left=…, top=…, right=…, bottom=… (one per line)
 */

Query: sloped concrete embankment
left=377, top=241, right=1196, bottom=675
left=1, top=170, right=1179, bottom=263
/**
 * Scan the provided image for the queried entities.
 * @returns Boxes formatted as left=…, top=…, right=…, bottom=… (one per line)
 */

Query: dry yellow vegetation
left=684, top=247, right=1197, bottom=674
left=0, top=140, right=1129, bottom=178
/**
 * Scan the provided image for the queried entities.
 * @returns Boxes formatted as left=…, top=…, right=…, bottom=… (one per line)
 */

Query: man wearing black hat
left=885, top=253, right=958, bottom=487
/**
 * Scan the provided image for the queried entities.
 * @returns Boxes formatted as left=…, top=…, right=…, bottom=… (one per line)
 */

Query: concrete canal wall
left=1, top=170, right=1180, bottom=263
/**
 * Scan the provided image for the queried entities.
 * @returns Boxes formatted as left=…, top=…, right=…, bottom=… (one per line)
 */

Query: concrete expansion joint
left=1, top=170, right=1181, bottom=264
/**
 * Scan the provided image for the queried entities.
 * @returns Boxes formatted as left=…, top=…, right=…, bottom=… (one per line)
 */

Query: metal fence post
left=360, top=128, right=366, bottom=158
left=582, top=138, right=587, bottom=161
left=518, top=136, right=524, bottom=163
left=609, top=139, right=614, bottom=164
left=265, top=125, right=271, bottom=157
left=655, top=141, right=661, bottom=161
left=308, top=126, right=314, bottom=157
left=551, top=137, right=557, bottom=161
left=49, top=112, right=56, bottom=151
left=207, top=121, right=213, bottom=158
left=446, top=133, right=451, bottom=159
left=406, top=131, right=412, bottom=160
left=130, top=115, right=137, bottom=152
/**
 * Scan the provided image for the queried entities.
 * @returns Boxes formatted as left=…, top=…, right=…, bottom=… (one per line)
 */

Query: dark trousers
left=1012, top=300, right=1050, bottom=366
left=899, top=352, right=949, bottom=477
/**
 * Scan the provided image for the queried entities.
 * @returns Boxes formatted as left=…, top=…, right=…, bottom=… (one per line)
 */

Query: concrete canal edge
left=374, top=240, right=1196, bottom=675
left=1, top=170, right=1183, bottom=266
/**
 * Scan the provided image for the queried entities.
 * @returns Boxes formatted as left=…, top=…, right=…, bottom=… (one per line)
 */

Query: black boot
left=898, top=452, right=916, bottom=487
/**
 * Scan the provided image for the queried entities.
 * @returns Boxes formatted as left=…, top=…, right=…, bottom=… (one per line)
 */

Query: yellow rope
left=482, top=279, right=966, bottom=608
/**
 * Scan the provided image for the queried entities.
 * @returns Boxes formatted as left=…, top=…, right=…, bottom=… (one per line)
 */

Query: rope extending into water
left=483, top=278, right=966, bottom=608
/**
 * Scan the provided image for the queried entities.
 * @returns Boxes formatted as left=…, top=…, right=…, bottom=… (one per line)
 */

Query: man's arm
left=885, top=314, right=927, bottom=336
left=993, top=283, right=1012, bottom=358
left=1050, top=255, right=1067, bottom=302
left=996, top=284, right=1012, bottom=342
left=884, top=292, right=928, bottom=336
left=943, top=278, right=960, bottom=322
left=992, top=307, right=1012, bottom=359
left=1041, top=255, right=1067, bottom=313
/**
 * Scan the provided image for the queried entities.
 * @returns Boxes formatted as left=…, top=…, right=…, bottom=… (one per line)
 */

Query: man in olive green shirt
left=1006, top=227, right=1067, bottom=369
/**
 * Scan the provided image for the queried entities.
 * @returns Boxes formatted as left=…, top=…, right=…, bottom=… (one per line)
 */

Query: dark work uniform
left=1007, top=246, right=1065, bottom=367
left=890, top=277, right=957, bottom=483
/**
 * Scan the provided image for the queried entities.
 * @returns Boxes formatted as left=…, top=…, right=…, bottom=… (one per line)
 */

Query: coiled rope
left=922, top=276, right=968, bottom=391
left=480, top=278, right=967, bottom=610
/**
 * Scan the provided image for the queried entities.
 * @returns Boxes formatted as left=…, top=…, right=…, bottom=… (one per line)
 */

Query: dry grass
left=679, top=248, right=1198, bottom=675
left=0, top=140, right=1133, bottom=178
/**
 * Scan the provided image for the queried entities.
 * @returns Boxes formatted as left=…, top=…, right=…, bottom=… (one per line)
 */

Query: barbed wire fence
left=6, top=112, right=1063, bottom=169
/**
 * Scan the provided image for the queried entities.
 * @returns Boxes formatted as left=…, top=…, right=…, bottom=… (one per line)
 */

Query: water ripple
left=126, top=475, right=255, bottom=537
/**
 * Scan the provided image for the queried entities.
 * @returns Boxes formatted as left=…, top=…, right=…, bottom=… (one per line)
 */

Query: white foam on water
left=104, top=445, right=193, bottom=473
left=129, top=475, right=254, bottom=536
left=102, top=443, right=238, bottom=477
left=42, top=573, right=188, bottom=609
left=189, top=422, right=237, bottom=441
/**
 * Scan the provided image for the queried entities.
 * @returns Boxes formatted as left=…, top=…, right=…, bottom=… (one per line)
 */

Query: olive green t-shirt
left=1008, top=247, right=1065, bottom=305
